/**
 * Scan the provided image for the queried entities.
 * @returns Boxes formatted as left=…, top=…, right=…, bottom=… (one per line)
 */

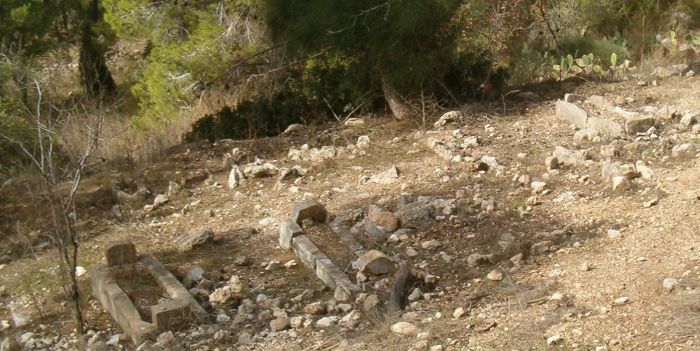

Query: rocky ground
left=0, top=66, right=699, bottom=351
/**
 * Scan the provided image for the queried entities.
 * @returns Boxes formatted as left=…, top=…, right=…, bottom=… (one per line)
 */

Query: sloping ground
left=0, top=73, right=698, bottom=351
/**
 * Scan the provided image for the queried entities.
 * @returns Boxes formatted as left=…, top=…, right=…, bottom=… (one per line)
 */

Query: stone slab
left=279, top=219, right=303, bottom=250
left=556, top=100, right=588, bottom=128
left=105, top=241, right=137, bottom=267
left=151, top=299, right=191, bottom=331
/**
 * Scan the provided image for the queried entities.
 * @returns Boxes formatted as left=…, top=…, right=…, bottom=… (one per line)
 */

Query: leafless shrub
left=0, top=80, right=105, bottom=350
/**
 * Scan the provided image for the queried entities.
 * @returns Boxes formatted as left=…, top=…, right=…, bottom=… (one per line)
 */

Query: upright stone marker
left=106, top=241, right=137, bottom=267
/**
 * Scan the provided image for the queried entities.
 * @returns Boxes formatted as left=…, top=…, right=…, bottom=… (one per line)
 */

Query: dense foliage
left=1, top=0, right=699, bottom=169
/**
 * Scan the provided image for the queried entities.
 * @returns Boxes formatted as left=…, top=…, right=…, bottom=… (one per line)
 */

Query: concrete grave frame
left=279, top=201, right=361, bottom=301
left=91, top=242, right=210, bottom=344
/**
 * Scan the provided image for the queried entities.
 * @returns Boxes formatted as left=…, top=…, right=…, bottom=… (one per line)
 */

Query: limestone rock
left=672, top=143, right=694, bottom=158
left=209, top=275, right=247, bottom=308
left=553, top=146, right=591, bottom=167
left=270, top=317, right=290, bottom=331
left=243, top=162, right=279, bottom=178
left=486, top=270, right=503, bottom=281
left=227, top=166, right=245, bottom=189
left=315, top=316, right=338, bottom=328
left=367, top=206, right=400, bottom=232
left=467, top=253, right=493, bottom=267
left=357, top=250, right=394, bottom=275
left=304, top=302, right=327, bottom=315
left=390, top=321, right=417, bottom=336
left=555, top=100, right=588, bottom=128
left=625, top=115, right=655, bottom=134
left=357, top=135, right=371, bottom=149
left=662, top=277, right=678, bottom=292
left=344, top=118, right=365, bottom=127
left=370, top=166, right=400, bottom=184
left=434, top=111, right=463, bottom=128
left=177, top=228, right=213, bottom=252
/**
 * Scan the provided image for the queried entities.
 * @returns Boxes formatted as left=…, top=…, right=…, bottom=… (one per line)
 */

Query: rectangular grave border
left=280, top=218, right=361, bottom=301
left=91, top=243, right=210, bottom=344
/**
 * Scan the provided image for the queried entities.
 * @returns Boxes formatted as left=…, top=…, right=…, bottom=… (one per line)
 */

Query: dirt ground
left=0, top=73, right=699, bottom=351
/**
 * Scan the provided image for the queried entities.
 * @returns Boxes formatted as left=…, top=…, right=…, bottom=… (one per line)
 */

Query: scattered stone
left=209, top=275, right=247, bottom=308
left=270, top=317, right=290, bottom=331
left=643, top=198, right=659, bottom=208
left=434, top=111, right=463, bottom=128
left=613, top=297, right=629, bottom=306
left=607, top=229, right=621, bottom=239
left=227, top=166, right=245, bottom=189
left=315, top=316, right=338, bottom=328
left=553, top=146, right=590, bottom=167
left=680, top=113, right=699, bottom=127
left=453, top=307, right=465, bottom=319
left=486, top=270, right=503, bottom=281
left=564, top=93, right=585, bottom=103
left=672, top=143, right=694, bottom=158
left=467, top=253, right=493, bottom=267
left=357, top=135, right=371, bottom=149
left=531, top=181, right=547, bottom=193
left=243, top=162, right=279, bottom=178
left=611, top=176, right=630, bottom=192
left=363, top=294, right=380, bottom=311
left=152, top=194, right=169, bottom=208
left=370, top=165, right=400, bottom=184
left=463, top=136, right=479, bottom=147
left=420, top=240, right=442, bottom=250
left=545, top=156, right=560, bottom=170
left=357, top=250, right=394, bottom=275
left=662, top=277, right=678, bottom=292
left=283, top=124, right=306, bottom=134
left=556, top=100, right=588, bottom=128
left=395, top=202, right=434, bottom=228
left=344, top=118, right=365, bottom=127
left=547, top=335, right=563, bottom=345
left=580, top=262, right=591, bottom=272
left=304, top=302, right=327, bottom=315
left=291, top=200, right=328, bottom=226
left=390, top=321, right=417, bottom=336
left=408, top=288, right=422, bottom=302
left=367, top=206, right=400, bottom=232
left=177, top=228, right=214, bottom=252
left=625, top=115, right=655, bottom=134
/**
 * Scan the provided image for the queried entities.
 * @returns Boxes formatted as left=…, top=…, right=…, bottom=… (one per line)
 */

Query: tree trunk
left=381, top=77, right=413, bottom=119
left=79, top=0, right=115, bottom=99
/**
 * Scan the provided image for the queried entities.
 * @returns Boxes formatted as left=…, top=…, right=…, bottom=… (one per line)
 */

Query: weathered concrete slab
left=140, top=255, right=210, bottom=323
left=151, top=299, right=191, bottom=331
left=91, top=265, right=155, bottom=344
left=105, top=241, right=137, bottom=267
left=291, top=200, right=328, bottom=225
left=556, top=100, right=588, bottom=128
left=291, top=235, right=321, bottom=271
left=289, top=234, right=359, bottom=301
left=279, top=219, right=303, bottom=249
